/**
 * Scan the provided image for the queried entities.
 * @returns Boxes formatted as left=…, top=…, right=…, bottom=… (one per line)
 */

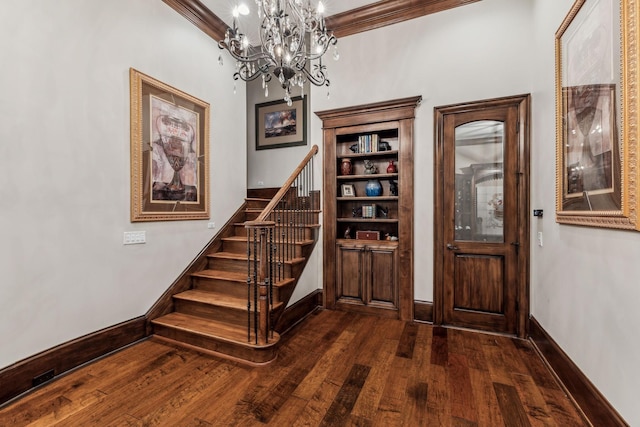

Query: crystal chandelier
left=218, top=0, right=338, bottom=105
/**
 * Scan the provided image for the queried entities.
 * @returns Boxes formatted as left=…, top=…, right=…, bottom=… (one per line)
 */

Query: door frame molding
left=433, top=94, right=531, bottom=338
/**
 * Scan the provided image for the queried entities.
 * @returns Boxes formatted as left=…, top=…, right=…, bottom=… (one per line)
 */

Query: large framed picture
left=255, top=97, right=307, bottom=150
left=555, top=0, right=639, bottom=229
left=129, top=68, right=210, bottom=222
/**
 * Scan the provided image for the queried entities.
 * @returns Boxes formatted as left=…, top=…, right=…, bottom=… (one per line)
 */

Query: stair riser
left=192, top=277, right=284, bottom=302
left=207, top=258, right=296, bottom=277
left=192, top=277, right=250, bottom=299
left=245, top=200, right=269, bottom=209
left=174, top=299, right=253, bottom=328
left=222, top=240, right=307, bottom=258
left=152, top=324, right=277, bottom=364
left=234, top=225, right=318, bottom=240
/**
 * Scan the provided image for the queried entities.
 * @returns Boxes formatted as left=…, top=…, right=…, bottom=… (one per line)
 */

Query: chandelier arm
left=219, top=41, right=276, bottom=65
left=299, top=64, right=329, bottom=87
left=304, top=35, right=337, bottom=61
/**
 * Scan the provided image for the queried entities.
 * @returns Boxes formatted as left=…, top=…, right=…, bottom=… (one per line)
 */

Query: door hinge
left=516, top=120, right=520, bottom=133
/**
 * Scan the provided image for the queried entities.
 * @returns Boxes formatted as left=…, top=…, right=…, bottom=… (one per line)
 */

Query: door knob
left=446, top=243, right=459, bottom=251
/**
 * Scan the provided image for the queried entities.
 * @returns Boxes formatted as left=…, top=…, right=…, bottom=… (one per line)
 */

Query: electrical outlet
left=537, top=231, right=543, bottom=247
left=124, top=231, right=146, bottom=245
left=257, top=180, right=264, bottom=187
left=207, top=222, right=216, bottom=229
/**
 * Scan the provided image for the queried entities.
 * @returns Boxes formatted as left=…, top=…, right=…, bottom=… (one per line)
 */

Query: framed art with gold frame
left=555, top=0, right=639, bottom=229
left=129, top=68, right=210, bottom=222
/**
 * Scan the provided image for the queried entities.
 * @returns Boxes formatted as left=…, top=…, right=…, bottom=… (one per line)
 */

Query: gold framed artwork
left=555, top=0, right=639, bottom=229
left=129, top=68, right=210, bottom=222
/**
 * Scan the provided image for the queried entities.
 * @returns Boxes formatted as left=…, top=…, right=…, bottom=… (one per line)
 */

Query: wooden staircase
left=150, top=146, right=320, bottom=365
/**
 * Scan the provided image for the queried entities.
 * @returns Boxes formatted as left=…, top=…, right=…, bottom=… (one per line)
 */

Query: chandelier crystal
left=218, top=0, right=338, bottom=105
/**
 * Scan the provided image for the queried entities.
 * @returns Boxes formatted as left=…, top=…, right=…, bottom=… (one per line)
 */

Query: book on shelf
left=362, top=204, right=377, bottom=219
left=358, top=134, right=380, bottom=153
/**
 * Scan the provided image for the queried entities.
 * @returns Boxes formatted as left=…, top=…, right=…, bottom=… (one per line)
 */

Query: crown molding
left=325, top=0, right=482, bottom=38
left=162, top=0, right=227, bottom=41
left=162, top=0, right=481, bottom=42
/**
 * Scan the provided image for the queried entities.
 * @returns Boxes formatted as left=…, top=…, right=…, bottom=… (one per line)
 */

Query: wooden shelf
left=337, top=150, right=398, bottom=159
left=337, top=218, right=399, bottom=223
left=337, top=173, right=398, bottom=180
left=337, top=196, right=398, bottom=201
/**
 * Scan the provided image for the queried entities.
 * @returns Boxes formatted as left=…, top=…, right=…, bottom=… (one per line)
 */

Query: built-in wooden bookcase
left=316, top=96, right=421, bottom=321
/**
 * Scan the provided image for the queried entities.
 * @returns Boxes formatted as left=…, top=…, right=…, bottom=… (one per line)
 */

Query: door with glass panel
left=434, top=95, right=530, bottom=336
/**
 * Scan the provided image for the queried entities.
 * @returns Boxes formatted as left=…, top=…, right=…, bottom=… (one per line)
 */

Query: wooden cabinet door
left=336, top=243, right=364, bottom=303
left=336, top=242, right=399, bottom=316
left=366, top=245, right=398, bottom=308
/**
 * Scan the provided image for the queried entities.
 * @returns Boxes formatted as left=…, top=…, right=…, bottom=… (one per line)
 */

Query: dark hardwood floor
left=0, top=310, right=587, bottom=426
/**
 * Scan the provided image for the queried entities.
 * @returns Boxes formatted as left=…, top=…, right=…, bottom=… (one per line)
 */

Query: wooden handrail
left=254, top=144, right=319, bottom=223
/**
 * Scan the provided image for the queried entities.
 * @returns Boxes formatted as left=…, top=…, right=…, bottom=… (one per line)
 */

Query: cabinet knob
left=446, top=243, right=459, bottom=251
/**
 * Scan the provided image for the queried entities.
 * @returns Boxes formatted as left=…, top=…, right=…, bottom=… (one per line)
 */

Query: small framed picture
left=341, top=184, right=355, bottom=197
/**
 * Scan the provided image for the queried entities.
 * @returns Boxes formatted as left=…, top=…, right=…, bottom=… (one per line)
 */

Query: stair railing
left=244, top=144, right=319, bottom=345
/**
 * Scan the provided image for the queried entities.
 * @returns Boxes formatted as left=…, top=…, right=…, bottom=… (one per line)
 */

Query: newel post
left=245, top=220, right=275, bottom=345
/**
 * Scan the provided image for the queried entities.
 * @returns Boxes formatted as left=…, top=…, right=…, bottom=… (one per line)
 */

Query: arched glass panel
left=454, top=120, right=504, bottom=242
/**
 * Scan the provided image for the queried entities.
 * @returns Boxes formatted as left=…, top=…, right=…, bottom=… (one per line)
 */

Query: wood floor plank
left=0, top=310, right=589, bottom=427
left=431, top=326, right=449, bottom=366
left=395, top=322, right=418, bottom=359
left=511, top=372, right=557, bottom=427
left=494, top=382, right=532, bottom=427
left=374, top=355, right=411, bottom=426
left=448, top=352, right=478, bottom=424
left=350, top=339, right=397, bottom=421
left=319, top=363, right=370, bottom=426
left=468, top=367, right=505, bottom=427
left=426, top=364, right=452, bottom=427
left=293, top=380, right=341, bottom=427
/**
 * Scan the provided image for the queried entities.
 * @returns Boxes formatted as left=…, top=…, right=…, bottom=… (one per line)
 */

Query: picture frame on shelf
left=255, top=96, right=307, bottom=150
left=555, top=0, right=639, bottom=229
left=341, top=184, right=355, bottom=197
left=129, top=68, right=210, bottom=222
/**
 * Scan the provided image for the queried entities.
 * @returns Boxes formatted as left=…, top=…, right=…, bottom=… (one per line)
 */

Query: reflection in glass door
left=454, top=120, right=505, bottom=243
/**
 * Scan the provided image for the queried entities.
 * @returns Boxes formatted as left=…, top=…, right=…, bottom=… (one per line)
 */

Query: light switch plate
left=124, top=231, right=146, bottom=245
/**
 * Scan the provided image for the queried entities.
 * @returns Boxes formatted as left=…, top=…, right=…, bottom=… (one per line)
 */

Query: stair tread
left=234, top=222, right=321, bottom=228
left=191, top=269, right=295, bottom=286
left=152, top=312, right=280, bottom=347
left=175, top=289, right=284, bottom=310
left=222, top=235, right=315, bottom=245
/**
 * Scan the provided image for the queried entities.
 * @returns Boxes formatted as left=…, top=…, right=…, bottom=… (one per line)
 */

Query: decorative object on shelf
left=340, top=158, right=353, bottom=175
left=364, top=160, right=377, bottom=174
left=129, top=68, right=210, bottom=222
left=386, top=160, right=397, bottom=173
left=356, top=230, right=380, bottom=240
left=389, top=180, right=398, bottom=196
left=256, top=97, right=307, bottom=150
left=365, top=179, right=383, bottom=197
left=378, top=206, right=389, bottom=218
left=342, top=183, right=355, bottom=197
left=344, top=225, right=352, bottom=239
left=218, top=0, right=338, bottom=104
left=349, top=143, right=359, bottom=153
left=352, top=206, right=362, bottom=217
left=385, top=233, right=399, bottom=241
left=378, top=141, right=392, bottom=151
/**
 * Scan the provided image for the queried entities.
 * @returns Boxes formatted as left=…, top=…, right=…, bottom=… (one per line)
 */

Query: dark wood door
left=435, top=95, right=530, bottom=337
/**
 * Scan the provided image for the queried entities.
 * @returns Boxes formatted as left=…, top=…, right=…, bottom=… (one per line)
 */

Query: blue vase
left=365, top=179, right=382, bottom=197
